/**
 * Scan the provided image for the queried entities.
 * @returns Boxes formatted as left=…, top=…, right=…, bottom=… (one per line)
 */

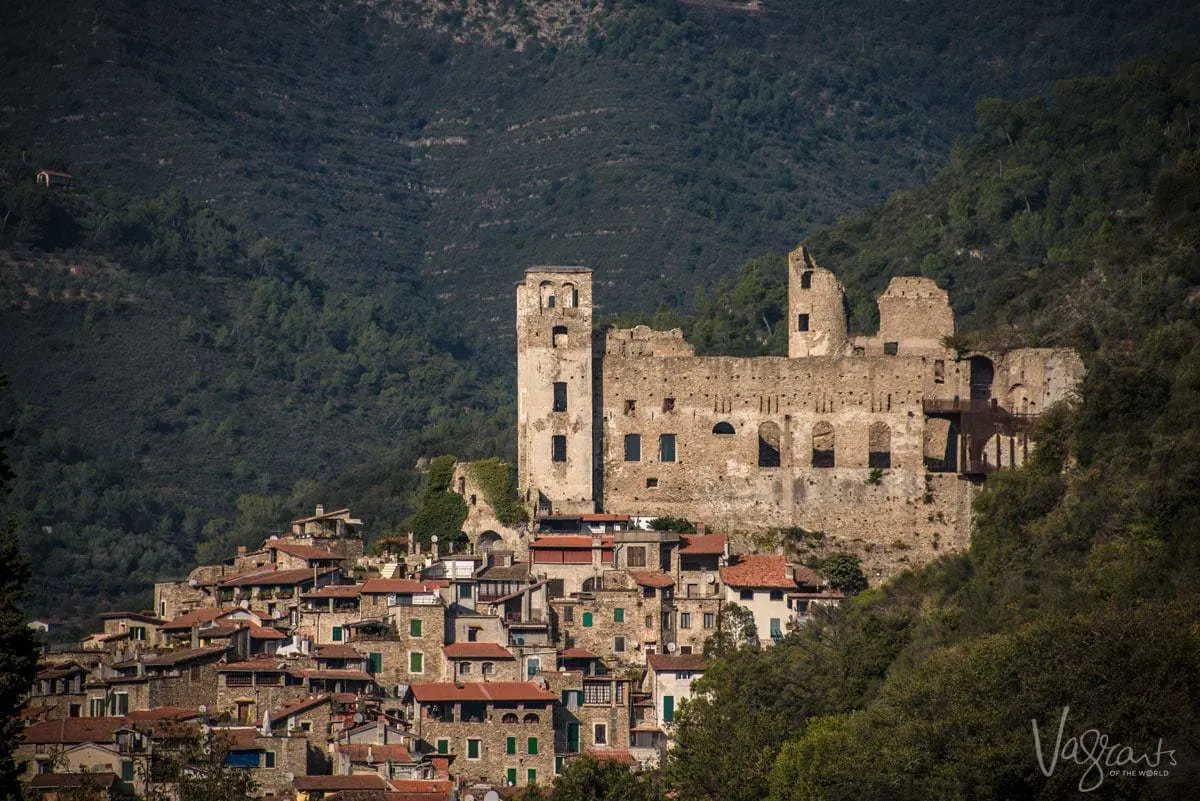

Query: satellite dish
left=239, top=600, right=250, bottom=609
left=431, top=535, right=439, bottom=543
left=484, top=792, right=501, bottom=801
left=667, top=642, right=677, bottom=653
left=464, top=795, right=476, bottom=801
left=353, top=712, right=365, bottom=725
left=283, top=772, right=294, bottom=782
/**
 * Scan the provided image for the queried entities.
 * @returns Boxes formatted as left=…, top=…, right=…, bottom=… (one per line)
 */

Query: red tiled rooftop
left=581, top=513, right=630, bottom=522
left=410, top=681, right=556, bottom=703
left=301, top=584, right=364, bottom=598
left=647, top=653, right=708, bottom=672
left=719, top=554, right=798, bottom=590
left=20, top=717, right=127, bottom=744
left=315, top=644, right=362, bottom=659
left=529, top=535, right=614, bottom=548
left=272, top=695, right=332, bottom=719
left=680, top=534, right=727, bottom=555
left=26, top=773, right=117, bottom=789
left=559, top=647, right=599, bottom=660
left=267, top=540, right=342, bottom=561
left=337, top=743, right=416, bottom=763
left=586, top=747, right=636, bottom=764
left=630, top=571, right=674, bottom=588
left=443, top=642, right=514, bottom=660
left=161, top=608, right=232, bottom=630
left=360, top=578, right=434, bottom=594
left=219, top=566, right=336, bottom=587
left=294, top=774, right=390, bottom=791
left=138, top=645, right=229, bottom=667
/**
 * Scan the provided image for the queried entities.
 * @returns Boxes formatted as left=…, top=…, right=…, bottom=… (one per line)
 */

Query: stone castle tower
left=515, top=268, right=595, bottom=514
left=787, top=245, right=848, bottom=357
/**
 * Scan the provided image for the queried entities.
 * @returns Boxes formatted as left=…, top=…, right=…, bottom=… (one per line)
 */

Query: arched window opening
left=812, top=422, right=835, bottom=468
left=582, top=577, right=601, bottom=593
left=560, top=282, right=577, bottom=308
left=552, top=325, right=568, bottom=348
left=712, top=422, right=735, bottom=435
left=502, top=713, right=520, bottom=724
left=539, top=281, right=555, bottom=309
left=479, top=531, right=503, bottom=554
left=868, top=422, right=891, bottom=469
left=523, top=713, right=540, bottom=724
left=969, top=356, right=995, bottom=401
left=758, top=422, right=781, bottom=468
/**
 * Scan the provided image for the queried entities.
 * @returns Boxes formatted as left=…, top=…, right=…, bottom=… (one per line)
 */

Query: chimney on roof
left=407, top=531, right=414, bottom=555
left=237, top=546, right=247, bottom=557
left=191, top=625, right=200, bottom=650
left=591, top=533, right=603, bottom=571
left=696, top=522, right=706, bottom=534
left=315, top=504, right=325, bottom=517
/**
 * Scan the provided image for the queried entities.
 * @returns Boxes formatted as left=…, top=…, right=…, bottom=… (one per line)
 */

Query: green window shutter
left=567, top=722, right=579, bottom=751
left=527, top=737, right=538, bottom=755
left=369, top=652, right=382, bottom=673
left=527, top=768, right=537, bottom=785
left=770, top=618, right=782, bottom=639
left=506, top=768, right=517, bottom=785
left=468, top=739, right=480, bottom=759
left=614, top=608, right=624, bottom=623
left=332, top=626, right=343, bottom=642
left=437, top=739, right=448, bottom=755
left=410, top=652, right=423, bottom=673
left=506, top=736, right=516, bottom=755
left=582, top=612, right=593, bottom=628
left=120, top=760, right=134, bottom=781
left=556, top=756, right=564, bottom=774
left=265, top=751, right=276, bottom=768
left=409, top=618, right=422, bottom=637
left=663, top=695, right=675, bottom=723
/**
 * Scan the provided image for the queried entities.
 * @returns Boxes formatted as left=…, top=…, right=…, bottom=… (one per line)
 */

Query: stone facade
left=515, top=249, right=1085, bottom=579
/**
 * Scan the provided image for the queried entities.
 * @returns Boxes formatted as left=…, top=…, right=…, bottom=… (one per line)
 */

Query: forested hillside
left=3, top=0, right=1200, bottom=625
left=659, top=55, right=1200, bottom=801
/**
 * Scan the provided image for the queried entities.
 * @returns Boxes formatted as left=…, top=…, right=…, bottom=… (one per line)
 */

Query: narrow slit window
left=552, top=435, right=567, bottom=463
left=553, top=382, right=567, bottom=412
left=798, top=314, right=810, bottom=332
left=801, top=270, right=813, bottom=289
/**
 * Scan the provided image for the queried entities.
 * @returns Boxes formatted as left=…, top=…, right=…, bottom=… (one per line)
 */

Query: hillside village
left=18, top=248, right=1078, bottom=799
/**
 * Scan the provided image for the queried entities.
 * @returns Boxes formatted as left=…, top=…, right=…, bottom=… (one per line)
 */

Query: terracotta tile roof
left=680, top=534, right=727, bottom=555
left=442, top=642, right=514, bottom=660
left=384, top=779, right=455, bottom=801
left=272, top=695, right=332, bottom=719
left=37, top=663, right=87, bottom=680
left=268, top=540, right=342, bottom=561
left=294, top=774, right=391, bottom=791
left=138, top=645, right=229, bottom=667
left=26, top=773, right=118, bottom=789
left=220, top=566, right=335, bottom=587
left=559, top=647, right=599, bottom=659
left=719, top=554, right=798, bottom=590
left=304, top=669, right=374, bottom=681
left=315, top=644, right=362, bottom=659
left=586, top=747, right=636, bottom=764
left=360, top=578, right=434, bottom=594
left=20, top=717, right=127, bottom=744
left=337, top=743, right=416, bottom=763
left=410, top=681, right=556, bottom=703
left=301, top=584, right=364, bottom=598
left=791, top=565, right=825, bottom=588
left=647, top=653, right=708, bottom=672
left=529, top=535, right=613, bottom=548
left=98, top=611, right=165, bottom=624
left=630, top=571, right=674, bottom=588
left=212, top=727, right=264, bottom=750
left=160, top=608, right=234, bottom=630
left=581, top=513, right=630, bottom=522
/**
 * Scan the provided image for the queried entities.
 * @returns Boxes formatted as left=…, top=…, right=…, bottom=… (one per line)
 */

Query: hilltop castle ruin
left=515, top=246, right=1083, bottom=576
